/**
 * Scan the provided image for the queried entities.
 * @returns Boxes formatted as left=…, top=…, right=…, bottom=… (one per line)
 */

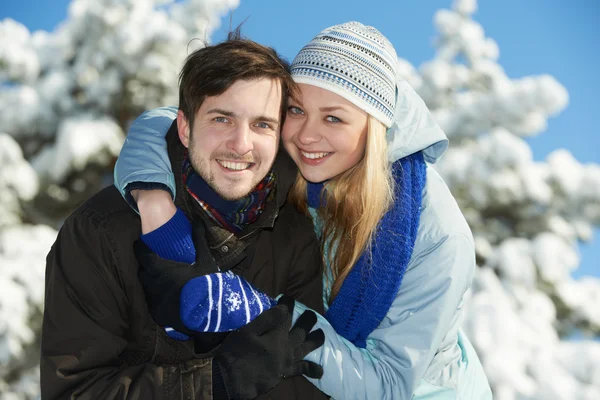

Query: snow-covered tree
left=395, top=1, right=600, bottom=399
left=1, top=0, right=599, bottom=399
left=0, top=1, right=238, bottom=398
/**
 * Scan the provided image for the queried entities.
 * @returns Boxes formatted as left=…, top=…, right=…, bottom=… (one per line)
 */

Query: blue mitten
left=180, top=270, right=276, bottom=332
left=140, top=207, right=275, bottom=339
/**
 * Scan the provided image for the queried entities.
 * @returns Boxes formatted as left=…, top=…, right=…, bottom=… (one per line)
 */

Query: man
left=41, top=33, right=327, bottom=399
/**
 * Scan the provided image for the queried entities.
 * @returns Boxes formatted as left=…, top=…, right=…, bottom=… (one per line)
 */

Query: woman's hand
left=132, top=189, right=177, bottom=234
left=134, top=218, right=220, bottom=335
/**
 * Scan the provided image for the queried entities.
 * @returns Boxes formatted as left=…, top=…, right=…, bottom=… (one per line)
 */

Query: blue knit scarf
left=308, top=151, right=427, bottom=348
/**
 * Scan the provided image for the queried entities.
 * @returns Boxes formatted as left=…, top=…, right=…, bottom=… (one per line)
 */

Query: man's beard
left=188, top=145, right=265, bottom=201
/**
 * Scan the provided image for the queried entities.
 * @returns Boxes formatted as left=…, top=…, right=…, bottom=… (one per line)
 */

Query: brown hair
left=289, top=116, right=394, bottom=303
left=178, top=29, right=297, bottom=130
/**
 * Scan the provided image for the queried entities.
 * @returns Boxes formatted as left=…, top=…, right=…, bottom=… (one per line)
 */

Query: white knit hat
left=290, top=21, right=398, bottom=128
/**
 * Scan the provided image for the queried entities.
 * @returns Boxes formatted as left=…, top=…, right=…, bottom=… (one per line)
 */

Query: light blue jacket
left=114, top=99, right=492, bottom=399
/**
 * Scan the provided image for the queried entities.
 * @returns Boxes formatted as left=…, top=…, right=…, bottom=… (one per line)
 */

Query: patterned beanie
left=290, top=21, right=398, bottom=128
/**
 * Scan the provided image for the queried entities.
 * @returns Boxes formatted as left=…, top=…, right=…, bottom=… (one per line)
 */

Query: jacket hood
left=386, top=80, right=448, bottom=164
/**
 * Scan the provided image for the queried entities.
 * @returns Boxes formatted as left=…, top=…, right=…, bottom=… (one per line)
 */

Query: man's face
left=177, top=78, right=282, bottom=200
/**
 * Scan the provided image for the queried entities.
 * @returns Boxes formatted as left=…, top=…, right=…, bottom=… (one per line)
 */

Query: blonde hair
left=289, top=115, right=394, bottom=303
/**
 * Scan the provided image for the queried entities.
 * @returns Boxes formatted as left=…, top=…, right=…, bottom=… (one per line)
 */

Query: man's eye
left=326, top=116, right=342, bottom=123
left=256, top=122, right=272, bottom=129
left=214, top=117, right=229, bottom=123
left=288, top=106, right=304, bottom=115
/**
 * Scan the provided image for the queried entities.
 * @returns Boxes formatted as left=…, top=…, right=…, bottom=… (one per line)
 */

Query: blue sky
left=1, top=0, right=598, bottom=278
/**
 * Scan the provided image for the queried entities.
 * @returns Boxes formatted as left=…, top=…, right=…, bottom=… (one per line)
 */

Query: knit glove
left=136, top=216, right=277, bottom=339
left=134, top=218, right=220, bottom=336
left=180, top=270, right=276, bottom=333
left=213, top=296, right=325, bottom=400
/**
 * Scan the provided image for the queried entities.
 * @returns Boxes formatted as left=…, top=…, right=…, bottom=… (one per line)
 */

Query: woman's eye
left=326, top=115, right=342, bottom=123
left=288, top=106, right=304, bottom=115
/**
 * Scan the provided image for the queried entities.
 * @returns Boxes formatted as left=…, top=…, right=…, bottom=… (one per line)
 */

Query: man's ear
left=177, top=110, right=190, bottom=148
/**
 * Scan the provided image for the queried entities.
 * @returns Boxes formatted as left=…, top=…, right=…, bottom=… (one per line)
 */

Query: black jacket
left=40, top=122, right=327, bottom=399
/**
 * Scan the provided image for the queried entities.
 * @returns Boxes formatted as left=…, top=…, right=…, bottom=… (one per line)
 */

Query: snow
left=0, top=0, right=599, bottom=399
left=423, top=2, right=600, bottom=399
left=557, top=277, right=600, bottom=328
left=532, top=233, right=580, bottom=283
left=0, top=224, right=56, bottom=399
left=0, top=0, right=238, bottom=397
left=0, top=20, right=41, bottom=84
left=0, top=134, right=40, bottom=227
left=31, top=117, right=124, bottom=183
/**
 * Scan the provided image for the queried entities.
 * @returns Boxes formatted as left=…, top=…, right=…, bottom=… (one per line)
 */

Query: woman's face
left=282, top=83, right=369, bottom=183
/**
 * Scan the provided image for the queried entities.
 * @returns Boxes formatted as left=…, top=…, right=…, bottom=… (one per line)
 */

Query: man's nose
left=227, top=124, right=253, bottom=155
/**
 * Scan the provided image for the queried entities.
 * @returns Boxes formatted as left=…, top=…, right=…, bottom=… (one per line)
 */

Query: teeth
left=217, top=160, right=251, bottom=170
left=301, top=151, right=330, bottom=160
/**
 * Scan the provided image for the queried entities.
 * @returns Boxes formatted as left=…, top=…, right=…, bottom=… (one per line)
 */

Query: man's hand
left=213, top=296, right=324, bottom=399
left=133, top=189, right=177, bottom=234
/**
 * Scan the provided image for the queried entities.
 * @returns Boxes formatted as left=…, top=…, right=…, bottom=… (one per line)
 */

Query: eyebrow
left=207, top=108, right=280, bottom=125
left=255, top=115, right=280, bottom=125
left=207, top=108, right=236, bottom=117
left=319, top=106, right=348, bottom=113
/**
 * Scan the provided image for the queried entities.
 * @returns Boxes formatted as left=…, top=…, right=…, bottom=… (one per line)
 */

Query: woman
left=115, top=22, right=492, bottom=399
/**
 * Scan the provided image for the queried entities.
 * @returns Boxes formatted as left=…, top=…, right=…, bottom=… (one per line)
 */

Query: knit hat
left=290, top=21, right=398, bottom=128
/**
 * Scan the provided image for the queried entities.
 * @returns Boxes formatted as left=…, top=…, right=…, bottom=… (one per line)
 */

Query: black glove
left=134, top=218, right=219, bottom=335
left=212, top=296, right=325, bottom=400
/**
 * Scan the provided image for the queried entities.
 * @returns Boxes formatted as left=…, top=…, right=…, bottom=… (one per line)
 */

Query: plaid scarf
left=182, top=152, right=276, bottom=233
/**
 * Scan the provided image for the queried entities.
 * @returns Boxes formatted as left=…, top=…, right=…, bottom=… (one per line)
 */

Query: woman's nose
left=296, top=119, right=322, bottom=145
